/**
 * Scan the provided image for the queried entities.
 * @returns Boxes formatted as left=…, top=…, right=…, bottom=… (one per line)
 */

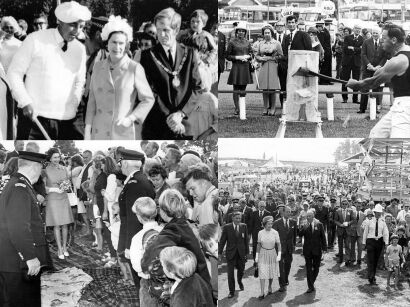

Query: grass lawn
left=218, top=71, right=391, bottom=138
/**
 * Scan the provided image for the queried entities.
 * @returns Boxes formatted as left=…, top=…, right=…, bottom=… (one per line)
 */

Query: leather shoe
left=357, top=260, right=361, bottom=265
left=239, top=282, right=244, bottom=291
left=228, top=293, right=234, bottom=298
left=306, top=288, right=315, bottom=293
left=357, top=111, right=365, bottom=114
left=279, top=286, right=286, bottom=292
left=353, top=101, right=360, bottom=104
left=342, top=100, right=347, bottom=104
left=345, top=261, right=350, bottom=266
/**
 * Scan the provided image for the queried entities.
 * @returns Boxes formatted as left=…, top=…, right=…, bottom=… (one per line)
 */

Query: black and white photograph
left=0, top=139, right=218, bottom=306
left=0, top=0, right=218, bottom=141
left=217, top=138, right=410, bottom=306
left=217, top=0, right=410, bottom=138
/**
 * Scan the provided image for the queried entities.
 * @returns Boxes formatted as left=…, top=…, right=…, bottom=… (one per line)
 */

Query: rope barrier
left=218, top=90, right=392, bottom=95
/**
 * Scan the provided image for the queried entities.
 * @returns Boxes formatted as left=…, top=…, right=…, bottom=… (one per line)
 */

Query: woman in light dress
left=85, top=16, right=154, bottom=140
left=255, top=25, right=283, bottom=116
left=0, top=17, right=22, bottom=74
left=44, top=148, right=74, bottom=260
left=255, top=215, right=282, bottom=300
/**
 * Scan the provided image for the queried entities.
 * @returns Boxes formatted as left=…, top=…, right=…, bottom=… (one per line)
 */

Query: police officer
left=116, top=148, right=155, bottom=291
left=0, top=151, right=52, bottom=307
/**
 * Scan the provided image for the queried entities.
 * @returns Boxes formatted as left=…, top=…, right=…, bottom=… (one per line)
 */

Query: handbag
left=67, top=192, right=78, bottom=207
left=253, top=262, right=259, bottom=278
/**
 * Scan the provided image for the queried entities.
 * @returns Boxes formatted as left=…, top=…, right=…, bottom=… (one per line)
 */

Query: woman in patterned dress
left=255, top=25, right=283, bottom=116
left=255, top=215, right=282, bottom=300
left=226, top=22, right=253, bottom=115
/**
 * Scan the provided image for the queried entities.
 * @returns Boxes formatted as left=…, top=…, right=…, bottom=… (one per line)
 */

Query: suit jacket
left=218, top=222, right=249, bottom=261
left=140, top=43, right=202, bottom=139
left=360, top=37, right=387, bottom=71
left=242, top=206, right=253, bottom=229
left=272, top=218, right=297, bottom=255
left=85, top=55, right=155, bottom=140
left=218, top=32, right=226, bottom=74
left=0, top=173, right=51, bottom=272
left=299, top=220, right=327, bottom=257
left=342, top=34, right=364, bottom=67
left=355, top=210, right=366, bottom=237
left=317, top=28, right=331, bottom=53
left=117, top=170, right=155, bottom=253
left=250, top=209, right=271, bottom=236
left=282, top=30, right=312, bottom=68
left=334, top=208, right=356, bottom=236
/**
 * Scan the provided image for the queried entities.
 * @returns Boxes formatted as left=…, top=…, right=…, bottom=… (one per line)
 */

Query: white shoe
left=58, top=254, right=65, bottom=260
left=64, top=251, right=69, bottom=257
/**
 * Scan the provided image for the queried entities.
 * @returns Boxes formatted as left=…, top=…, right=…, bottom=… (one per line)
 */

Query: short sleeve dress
left=258, top=228, right=280, bottom=279
left=45, top=165, right=74, bottom=227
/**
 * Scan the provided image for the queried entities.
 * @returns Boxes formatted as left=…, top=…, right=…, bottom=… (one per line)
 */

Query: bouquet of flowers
left=58, top=179, right=72, bottom=193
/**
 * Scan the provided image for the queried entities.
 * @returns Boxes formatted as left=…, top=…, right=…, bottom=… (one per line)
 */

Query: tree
left=53, top=140, right=80, bottom=157
left=334, top=139, right=361, bottom=163
left=0, top=0, right=54, bottom=28
left=112, top=0, right=129, bottom=18
left=88, top=0, right=111, bottom=17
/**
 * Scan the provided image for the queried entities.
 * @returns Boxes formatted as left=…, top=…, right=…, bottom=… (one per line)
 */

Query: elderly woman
left=0, top=16, right=22, bottom=74
left=85, top=16, right=155, bottom=140
left=44, top=148, right=74, bottom=260
left=226, top=22, right=253, bottom=116
left=141, top=189, right=211, bottom=305
left=255, top=24, right=283, bottom=116
left=255, top=215, right=281, bottom=300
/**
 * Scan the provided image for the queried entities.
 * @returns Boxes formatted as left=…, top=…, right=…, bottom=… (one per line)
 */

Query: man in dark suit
left=273, top=206, right=297, bottom=292
left=274, top=20, right=287, bottom=105
left=117, top=148, right=155, bottom=292
left=5, top=140, right=24, bottom=162
left=317, top=20, right=333, bottom=84
left=249, top=201, right=271, bottom=260
left=0, top=151, right=52, bottom=307
left=224, top=202, right=241, bottom=224
left=340, top=25, right=364, bottom=104
left=217, top=25, right=226, bottom=81
left=311, top=194, right=329, bottom=232
left=358, top=28, right=387, bottom=113
left=239, top=198, right=253, bottom=238
left=333, top=198, right=356, bottom=265
left=299, top=209, right=327, bottom=293
left=219, top=211, right=249, bottom=298
left=283, top=15, right=313, bottom=52
left=140, top=7, right=203, bottom=140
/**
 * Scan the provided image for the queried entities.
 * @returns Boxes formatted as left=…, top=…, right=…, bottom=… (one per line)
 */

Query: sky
left=218, top=138, right=360, bottom=163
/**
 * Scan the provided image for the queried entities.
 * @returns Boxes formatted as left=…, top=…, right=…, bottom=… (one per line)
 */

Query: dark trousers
left=359, top=70, right=383, bottom=111
left=0, top=271, right=41, bottom=307
left=279, top=252, right=293, bottom=286
left=130, top=262, right=141, bottom=295
left=16, top=108, right=32, bottom=140
left=29, top=116, right=84, bottom=140
left=341, top=64, right=360, bottom=102
left=327, top=222, right=336, bottom=247
left=335, top=55, right=342, bottom=79
left=278, top=66, right=287, bottom=104
left=366, top=238, right=384, bottom=280
left=337, top=230, right=350, bottom=261
left=227, top=251, right=245, bottom=294
left=252, top=233, right=259, bottom=260
left=305, top=254, right=321, bottom=290
left=319, top=52, right=332, bottom=80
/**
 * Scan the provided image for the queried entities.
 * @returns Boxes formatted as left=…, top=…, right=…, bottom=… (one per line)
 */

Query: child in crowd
left=385, top=234, right=405, bottom=288
left=159, top=246, right=214, bottom=307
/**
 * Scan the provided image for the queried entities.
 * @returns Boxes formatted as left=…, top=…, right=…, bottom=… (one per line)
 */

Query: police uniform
left=0, top=152, right=51, bottom=307
left=116, top=149, right=155, bottom=291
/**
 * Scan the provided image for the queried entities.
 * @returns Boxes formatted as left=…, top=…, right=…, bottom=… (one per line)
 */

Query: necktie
left=290, top=32, right=293, bottom=42
left=260, top=211, right=262, bottom=218
left=285, top=218, right=288, bottom=230
left=168, top=49, right=174, bottom=68
left=374, top=41, right=378, bottom=50
left=62, top=40, right=68, bottom=52
left=278, top=34, right=282, bottom=44
left=375, top=218, right=378, bottom=237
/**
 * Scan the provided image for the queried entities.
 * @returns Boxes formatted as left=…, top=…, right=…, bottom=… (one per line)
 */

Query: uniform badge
left=15, top=183, right=26, bottom=188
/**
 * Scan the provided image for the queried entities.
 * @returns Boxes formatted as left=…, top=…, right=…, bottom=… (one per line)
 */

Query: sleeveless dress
left=258, top=228, right=280, bottom=279
left=45, top=165, right=74, bottom=227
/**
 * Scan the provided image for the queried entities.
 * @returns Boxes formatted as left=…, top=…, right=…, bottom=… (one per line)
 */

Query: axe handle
left=33, top=117, right=52, bottom=140
left=305, top=70, right=347, bottom=85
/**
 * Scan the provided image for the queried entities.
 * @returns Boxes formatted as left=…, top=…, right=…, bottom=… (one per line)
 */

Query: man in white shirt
left=396, top=202, right=410, bottom=222
left=7, top=1, right=91, bottom=139
left=184, top=163, right=218, bottom=225
left=362, top=204, right=389, bottom=285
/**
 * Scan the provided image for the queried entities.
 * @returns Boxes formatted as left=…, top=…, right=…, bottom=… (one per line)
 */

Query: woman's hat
left=236, top=22, right=247, bottom=32
left=101, top=15, right=133, bottom=42
left=261, top=24, right=274, bottom=33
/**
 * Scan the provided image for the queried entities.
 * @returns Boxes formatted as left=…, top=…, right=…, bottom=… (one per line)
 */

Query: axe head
left=292, top=67, right=313, bottom=77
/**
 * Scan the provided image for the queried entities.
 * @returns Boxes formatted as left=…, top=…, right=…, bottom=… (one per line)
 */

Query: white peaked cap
left=55, top=1, right=91, bottom=23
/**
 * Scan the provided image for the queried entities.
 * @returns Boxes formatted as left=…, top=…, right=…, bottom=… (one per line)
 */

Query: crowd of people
left=0, top=1, right=218, bottom=141
left=0, top=140, right=219, bottom=307
left=217, top=167, right=410, bottom=299
left=218, top=15, right=410, bottom=137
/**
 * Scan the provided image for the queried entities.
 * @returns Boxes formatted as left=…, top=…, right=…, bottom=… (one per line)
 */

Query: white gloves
left=277, top=253, right=281, bottom=262
left=343, top=222, right=349, bottom=227
left=255, top=253, right=259, bottom=263
left=49, top=187, right=62, bottom=193
left=167, top=111, right=185, bottom=135
left=117, top=116, right=133, bottom=128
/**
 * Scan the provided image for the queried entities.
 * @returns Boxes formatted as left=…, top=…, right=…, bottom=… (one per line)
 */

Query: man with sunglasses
left=32, top=14, right=48, bottom=32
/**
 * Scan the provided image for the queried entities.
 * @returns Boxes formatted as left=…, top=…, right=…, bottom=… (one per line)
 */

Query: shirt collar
left=161, top=43, right=176, bottom=55
left=170, top=279, right=181, bottom=295
left=54, top=28, right=65, bottom=45
left=142, top=221, right=159, bottom=229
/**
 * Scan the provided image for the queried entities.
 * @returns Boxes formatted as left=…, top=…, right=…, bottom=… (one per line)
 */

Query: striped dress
left=258, top=228, right=280, bottom=279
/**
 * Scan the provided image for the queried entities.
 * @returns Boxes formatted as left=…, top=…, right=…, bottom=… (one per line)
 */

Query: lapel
left=154, top=43, right=173, bottom=71
left=174, top=43, right=185, bottom=72
left=100, top=59, right=115, bottom=89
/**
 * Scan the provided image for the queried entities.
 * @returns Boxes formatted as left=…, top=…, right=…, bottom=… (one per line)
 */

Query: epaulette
left=128, top=180, right=138, bottom=184
left=15, top=183, right=26, bottom=188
